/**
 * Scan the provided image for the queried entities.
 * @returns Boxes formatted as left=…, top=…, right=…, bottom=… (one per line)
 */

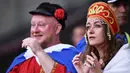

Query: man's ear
left=55, top=23, right=62, bottom=34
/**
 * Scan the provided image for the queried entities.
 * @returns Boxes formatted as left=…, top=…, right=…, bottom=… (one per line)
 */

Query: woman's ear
left=55, top=23, right=62, bottom=34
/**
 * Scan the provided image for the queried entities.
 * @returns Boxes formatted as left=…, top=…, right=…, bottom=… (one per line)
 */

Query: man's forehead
left=31, top=15, right=58, bottom=23
left=32, top=15, right=54, bottom=19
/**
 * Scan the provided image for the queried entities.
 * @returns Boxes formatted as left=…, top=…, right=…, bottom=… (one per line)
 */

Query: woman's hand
left=86, top=52, right=102, bottom=73
left=72, top=53, right=90, bottom=73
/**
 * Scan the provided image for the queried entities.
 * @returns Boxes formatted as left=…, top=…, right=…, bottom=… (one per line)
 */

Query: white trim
left=107, top=0, right=117, bottom=3
left=44, top=43, right=74, bottom=53
left=23, top=44, right=74, bottom=65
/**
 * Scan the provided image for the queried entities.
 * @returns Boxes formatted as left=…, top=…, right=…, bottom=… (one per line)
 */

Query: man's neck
left=41, top=39, right=61, bottom=49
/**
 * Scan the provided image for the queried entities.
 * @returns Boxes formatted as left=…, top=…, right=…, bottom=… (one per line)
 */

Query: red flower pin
left=54, top=8, right=65, bottom=20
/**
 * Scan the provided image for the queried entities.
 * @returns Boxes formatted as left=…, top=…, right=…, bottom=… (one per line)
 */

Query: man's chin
left=37, top=40, right=44, bottom=44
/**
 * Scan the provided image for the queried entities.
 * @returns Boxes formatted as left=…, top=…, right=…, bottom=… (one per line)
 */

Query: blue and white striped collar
left=24, top=43, right=75, bottom=65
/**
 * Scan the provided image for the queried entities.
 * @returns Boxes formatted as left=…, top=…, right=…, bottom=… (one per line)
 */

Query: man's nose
left=33, top=25, right=40, bottom=32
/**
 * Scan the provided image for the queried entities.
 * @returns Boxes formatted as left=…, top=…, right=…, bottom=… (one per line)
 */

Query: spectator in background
left=6, top=2, right=79, bottom=73
left=107, top=0, right=130, bottom=44
left=71, top=25, right=86, bottom=46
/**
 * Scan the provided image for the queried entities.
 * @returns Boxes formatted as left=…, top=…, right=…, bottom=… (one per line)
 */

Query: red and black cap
left=29, top=2, right=67, bottom=30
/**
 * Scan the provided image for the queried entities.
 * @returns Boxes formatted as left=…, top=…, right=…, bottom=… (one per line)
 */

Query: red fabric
left=9, top=57, right=67, bottom=73
left=9, top=57, right=41, bottom=73
left=54, top=63, right=66, bottom=73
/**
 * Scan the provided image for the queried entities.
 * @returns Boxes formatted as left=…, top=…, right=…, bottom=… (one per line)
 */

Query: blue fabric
left=76, top=37, right=87, bottom=52
left=6, top=53, right=26, bottom=73
left=6, top=47, right=79, bottom=73
left=48, top=47, right=79, bottom=73
left=115, top=34, right=127, bottom=44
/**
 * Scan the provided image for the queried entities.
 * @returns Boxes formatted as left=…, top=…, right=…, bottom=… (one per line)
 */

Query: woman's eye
left=95, top=24, right=101, bottom=28
left=86, top=25, right=90, bottom=30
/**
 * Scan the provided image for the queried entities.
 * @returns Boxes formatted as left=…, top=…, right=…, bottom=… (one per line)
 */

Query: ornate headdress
left=87, top=2, right=119, bottom=35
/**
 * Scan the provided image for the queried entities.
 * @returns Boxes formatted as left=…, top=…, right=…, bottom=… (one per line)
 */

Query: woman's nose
left=88, top=26, right=94, bottom=34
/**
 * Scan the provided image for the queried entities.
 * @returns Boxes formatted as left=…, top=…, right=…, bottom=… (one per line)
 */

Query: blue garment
left=6, top=45, right=79, bottom=73
left=76, top=37, right=87, bottom=52
left=48, top=48, right=79, bottom=73
left=115, top=34, right=127, bottom=44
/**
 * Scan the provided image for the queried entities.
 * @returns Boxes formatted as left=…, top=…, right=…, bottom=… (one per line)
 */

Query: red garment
left=53, top=62, right=66, bottom=73
left=9, top=57, right=67, bottom=73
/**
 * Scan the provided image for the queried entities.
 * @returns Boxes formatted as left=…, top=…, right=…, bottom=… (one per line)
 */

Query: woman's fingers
left=84, top=61, right=91, bottom=68
left=72, top=53, right=82, bottom=65
left=86, top=55, right=94, bottom=66
left=91, top=52, right=98, bottom=60
left=86, top=55, right=95, bottom=61
left=72, top=56, right=80, bottom=62
left=86, top=53, right=98, bottom=68
left=73, top=60, right=80, bottom=65
left=77, top=52, right=82, bottom=57
left=72, top=53, right=81, bottom=61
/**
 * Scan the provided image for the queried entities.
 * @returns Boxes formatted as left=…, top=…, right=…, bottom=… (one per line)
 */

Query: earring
left=84, top=34, right=88, bottom=42
left=107, top=32, right=111, bottom=40
left=107, top=24, right=111, bottom=41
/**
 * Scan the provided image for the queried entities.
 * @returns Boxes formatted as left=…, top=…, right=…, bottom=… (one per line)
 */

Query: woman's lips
left=89, top=36, right=95, bottom=40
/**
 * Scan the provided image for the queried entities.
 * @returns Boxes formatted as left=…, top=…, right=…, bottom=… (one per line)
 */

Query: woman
left=72, top=2, right=130, bottom=73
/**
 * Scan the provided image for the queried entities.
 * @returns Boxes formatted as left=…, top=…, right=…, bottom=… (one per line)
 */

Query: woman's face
left=86, top=17, right=106, bottom=47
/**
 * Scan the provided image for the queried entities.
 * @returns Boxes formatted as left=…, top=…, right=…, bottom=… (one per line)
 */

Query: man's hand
left=22, top=37, right=42, bottom=55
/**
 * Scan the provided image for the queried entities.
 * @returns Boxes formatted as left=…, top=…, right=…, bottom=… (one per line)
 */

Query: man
left=76, top=0, right=130, bottom=52
left=107, top=0, right=130, bottom=44
left=6, top=2, right=78, bottom=73
left=71, top=25, right=86, bottom=46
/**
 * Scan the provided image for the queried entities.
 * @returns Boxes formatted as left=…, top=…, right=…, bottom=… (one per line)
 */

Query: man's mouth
left=32, top=34, right=42, bottom=38
left=119, top=16, right=127, bottom=19
left=32, top=33, right=42, bottom=37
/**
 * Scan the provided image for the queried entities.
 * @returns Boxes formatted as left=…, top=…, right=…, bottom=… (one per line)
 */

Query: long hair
left=81, top=24, right=123, bottom=68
